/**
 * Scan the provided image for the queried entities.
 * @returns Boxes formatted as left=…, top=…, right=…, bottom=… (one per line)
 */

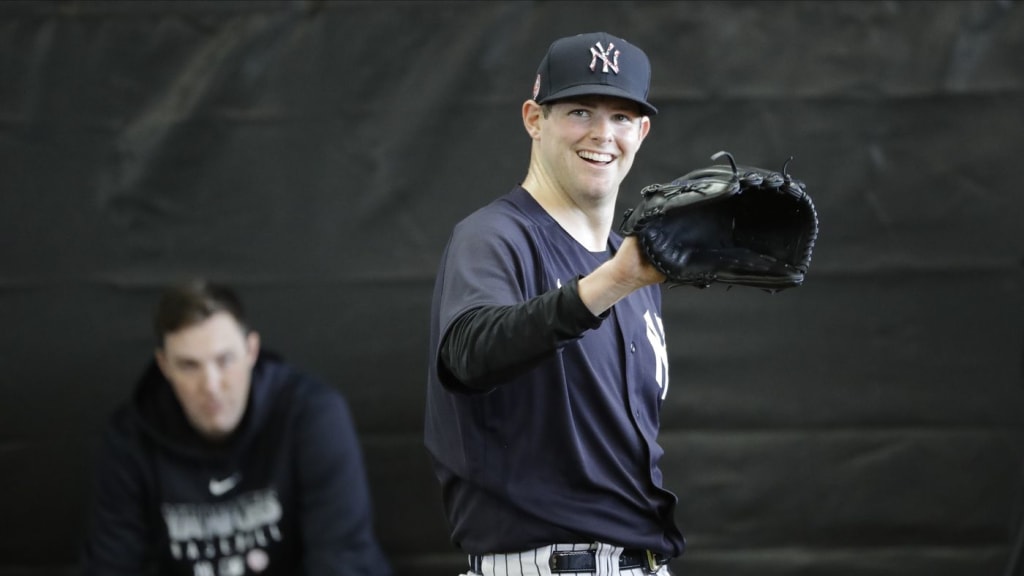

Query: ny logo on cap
left=589, top=42, right=620, bottom=74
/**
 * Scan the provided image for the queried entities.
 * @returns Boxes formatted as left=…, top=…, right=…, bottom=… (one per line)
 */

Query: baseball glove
left=619, top=150, right=818, bottom=292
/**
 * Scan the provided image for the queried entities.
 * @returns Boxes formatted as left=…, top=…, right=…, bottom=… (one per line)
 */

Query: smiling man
left=82, top=279, right=391, bottom=576
left=425, top=32, right=685, bottom=576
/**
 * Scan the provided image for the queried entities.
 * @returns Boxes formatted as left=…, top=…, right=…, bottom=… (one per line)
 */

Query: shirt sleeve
left=80, top=414, right=157, bottom=576
left=439, top=276, right=607, bottom=391
left=432, top=206, right=608, bottom=393
left=295, top=383, right=392, bottom=576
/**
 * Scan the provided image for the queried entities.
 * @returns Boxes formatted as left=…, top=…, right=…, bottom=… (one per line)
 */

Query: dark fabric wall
left=2, top=1, right=1023, bottom=575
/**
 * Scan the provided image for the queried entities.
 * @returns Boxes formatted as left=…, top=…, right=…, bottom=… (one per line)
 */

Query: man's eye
left=217, top=353, right=236, bottom=368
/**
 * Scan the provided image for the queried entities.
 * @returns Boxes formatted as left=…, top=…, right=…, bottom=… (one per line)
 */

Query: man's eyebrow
left=566, top=96, right=641, bottom=113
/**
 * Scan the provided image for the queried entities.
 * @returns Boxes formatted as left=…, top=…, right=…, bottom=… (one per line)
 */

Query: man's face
left=531, top=95, right=650, bottom=202
left=155, top=312, right=260, bottom=441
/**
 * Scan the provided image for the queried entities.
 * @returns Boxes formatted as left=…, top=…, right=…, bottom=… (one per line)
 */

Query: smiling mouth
left=578, top=150, right=614, bottom=164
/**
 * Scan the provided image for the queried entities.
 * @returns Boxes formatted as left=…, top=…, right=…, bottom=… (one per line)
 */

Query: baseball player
left=81, top=279, right=391, bottom=576
left=425, top=32, right=685, bottom=576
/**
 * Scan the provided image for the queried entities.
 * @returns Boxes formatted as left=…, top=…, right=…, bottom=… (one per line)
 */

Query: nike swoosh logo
left=208, top=473, right=241, bottom=496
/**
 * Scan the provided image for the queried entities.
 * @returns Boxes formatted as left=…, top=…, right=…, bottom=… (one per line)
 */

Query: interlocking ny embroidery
left=589, top=42, right=620, bottom=74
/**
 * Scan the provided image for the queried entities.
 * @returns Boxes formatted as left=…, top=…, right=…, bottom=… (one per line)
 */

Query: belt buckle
left=644, top=550, right=660, bottom=574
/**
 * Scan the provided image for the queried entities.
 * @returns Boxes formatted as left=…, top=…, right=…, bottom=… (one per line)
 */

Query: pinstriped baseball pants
left=461, top=543, right=674, bottom=576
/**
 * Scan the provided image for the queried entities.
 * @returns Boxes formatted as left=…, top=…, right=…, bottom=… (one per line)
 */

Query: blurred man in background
left=82, top=278, right=391, bottom=576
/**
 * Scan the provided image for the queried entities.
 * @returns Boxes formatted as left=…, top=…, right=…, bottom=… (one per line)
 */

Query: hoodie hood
left=128, top=350, right=293, bottom=462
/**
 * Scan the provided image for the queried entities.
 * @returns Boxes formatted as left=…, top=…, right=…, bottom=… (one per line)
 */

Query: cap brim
left=537, top=84, right=658, bottom=116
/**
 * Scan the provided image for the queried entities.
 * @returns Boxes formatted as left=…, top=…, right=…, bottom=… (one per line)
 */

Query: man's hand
left=614, top=235, right=668, bottom=288
left=577, top=235, right=666, bottom=316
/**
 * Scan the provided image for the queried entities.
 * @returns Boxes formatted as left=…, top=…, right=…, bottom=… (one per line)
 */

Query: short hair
left=153, top=279, right=249, bottom=346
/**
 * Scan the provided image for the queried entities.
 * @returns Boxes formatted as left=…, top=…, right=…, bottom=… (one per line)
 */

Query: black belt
left=470, top=549, right=669, bottom=574
left=549, top=549, right=669, bottom=573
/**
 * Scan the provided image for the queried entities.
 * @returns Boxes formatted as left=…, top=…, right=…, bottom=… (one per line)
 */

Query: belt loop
left=645, top=550, right=659, bottom=574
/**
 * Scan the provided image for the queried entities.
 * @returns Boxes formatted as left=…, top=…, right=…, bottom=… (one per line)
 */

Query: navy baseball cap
left=532, top=31, right=657, bottom=116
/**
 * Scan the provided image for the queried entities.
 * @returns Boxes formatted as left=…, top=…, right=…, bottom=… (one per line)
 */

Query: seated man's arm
left=296, top=383, right=391, bottom=576
left=80, top=417, right=154, bottom=576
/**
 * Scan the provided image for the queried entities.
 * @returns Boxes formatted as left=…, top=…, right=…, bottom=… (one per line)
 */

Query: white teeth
left=578, top=150, right=613, bottom=163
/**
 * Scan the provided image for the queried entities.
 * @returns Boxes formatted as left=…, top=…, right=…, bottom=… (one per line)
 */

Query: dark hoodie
left=81, top=351, right=391, bottom=576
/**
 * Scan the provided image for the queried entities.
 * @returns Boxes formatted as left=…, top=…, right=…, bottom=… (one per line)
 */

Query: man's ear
left=154, top=347, right=169, bottom=378
left=522, top=100, right=543, bottom=140
left=246, top=331, right=261, bottom=365
left=638, top=115, right=651, bottom=145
